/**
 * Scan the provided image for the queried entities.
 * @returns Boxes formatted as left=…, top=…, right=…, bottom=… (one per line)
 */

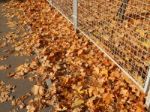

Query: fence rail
left=47, top=0, right=150, bottom=108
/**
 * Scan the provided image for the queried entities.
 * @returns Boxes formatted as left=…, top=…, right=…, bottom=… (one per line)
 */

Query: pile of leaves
left=0, top=0, right=148, bottom=111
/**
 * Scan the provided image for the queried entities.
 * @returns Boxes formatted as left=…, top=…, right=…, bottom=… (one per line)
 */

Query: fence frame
left=47, top=0, right=150, bottom=109
left=145, top=68, right=150, bottom=109
left=73, top=0, right=78, bottom=31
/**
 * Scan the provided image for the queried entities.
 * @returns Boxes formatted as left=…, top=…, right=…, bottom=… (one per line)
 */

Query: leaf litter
left=0, top=81, right=15, bottom=103
left=0, top=0, right=148, bottom=111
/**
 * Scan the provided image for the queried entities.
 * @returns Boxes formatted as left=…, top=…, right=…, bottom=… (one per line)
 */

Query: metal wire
left=50, top=0, right=150, bottom=90
left=78, top=0, right=150, bottom=87
left=51, top=0, right=73, bottom=21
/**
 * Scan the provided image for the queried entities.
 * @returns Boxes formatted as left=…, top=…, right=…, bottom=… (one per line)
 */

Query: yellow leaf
left=100, top=68, right=108, bottom=76
left=72, top=99, right=84, bottom=108
left=72, top=85, right=84, bottom=94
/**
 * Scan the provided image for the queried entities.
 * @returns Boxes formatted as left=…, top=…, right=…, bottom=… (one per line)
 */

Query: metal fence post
left=73, top=0, right=78, bottom=31
left=144, top=67, right=150, bottom=109
left=146, top=90, right=150, bottom=111
left=116, top=0, right=129, bottom=22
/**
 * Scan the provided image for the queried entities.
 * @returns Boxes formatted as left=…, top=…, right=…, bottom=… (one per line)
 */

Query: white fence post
left=73, top=0, right=78, bottom=31
left=144, top=67, right=150, bottom=109
left=146, top=90, right=150, bottom=110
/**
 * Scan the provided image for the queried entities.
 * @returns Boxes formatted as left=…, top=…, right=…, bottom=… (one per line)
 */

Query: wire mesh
left=50, top=0, right=150, bottom=88
left=51, top=0, right=73, bottom=21
left=78, top=0, right=150, bottom=87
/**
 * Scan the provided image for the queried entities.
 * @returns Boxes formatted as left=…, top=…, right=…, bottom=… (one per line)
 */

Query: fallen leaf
left=72, top=99, right=84, bottom=108
left=31, top=85, right=45, bottom=96
left=0, top=65, right=10, bottom=70
left=102, top=93, right=114, bottom=105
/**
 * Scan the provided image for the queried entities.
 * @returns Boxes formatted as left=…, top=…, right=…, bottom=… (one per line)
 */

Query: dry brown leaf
left=26, top=104, right=36, bottom=112
left=100, top=68, right=108, bottom=76
left=136, top=103, right=145, bottom=112
left=102, top=93, right=114, bottom=105
left=7, top=21, right=16, bottom=28
left=120, top=88, right=129, bottom=97
left=93, top=66, right=100, bottom=74
left=0, top=65, right=10, bottom=70
left=0, top=81, right=15, bottom=103
left=71, top=99, right=84, bottom=108
left=31, top=85, right=45, bottom=96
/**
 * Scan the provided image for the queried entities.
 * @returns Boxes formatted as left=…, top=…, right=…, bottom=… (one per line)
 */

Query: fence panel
left=78, top=0, right=150, bottom=89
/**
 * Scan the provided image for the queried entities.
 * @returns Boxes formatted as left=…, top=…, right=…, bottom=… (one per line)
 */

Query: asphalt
left=0, top=1, right=33, bottom=112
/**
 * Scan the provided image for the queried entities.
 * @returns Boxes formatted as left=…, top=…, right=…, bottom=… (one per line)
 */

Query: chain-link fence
left=51, top=0, right=73, bottom=21
left=47, top=0, right=150, bottom=107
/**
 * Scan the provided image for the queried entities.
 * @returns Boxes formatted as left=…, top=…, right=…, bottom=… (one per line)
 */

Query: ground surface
left=0, top=0, right=148, bottom=112
left=0, top=1, right=34, bottom=111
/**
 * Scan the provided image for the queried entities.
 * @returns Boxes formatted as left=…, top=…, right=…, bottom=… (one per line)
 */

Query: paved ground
left=0, top=1, right=33, bottom=112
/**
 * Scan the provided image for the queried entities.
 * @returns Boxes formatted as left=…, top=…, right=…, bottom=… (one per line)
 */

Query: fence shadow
left=0, top=0, right=26, bottom=3
left=0, top=0, right=10, bottom=3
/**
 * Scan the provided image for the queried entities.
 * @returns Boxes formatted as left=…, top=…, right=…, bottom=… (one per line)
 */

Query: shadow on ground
left=0, top=0, right=10, bottom=3
left=0, top=2, right=34, bottom=112
left=0, top=0, right=26, bottom=3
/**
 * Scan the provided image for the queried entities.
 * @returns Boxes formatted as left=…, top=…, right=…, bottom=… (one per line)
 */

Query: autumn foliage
left=0, top=0, right=148, bottom=111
